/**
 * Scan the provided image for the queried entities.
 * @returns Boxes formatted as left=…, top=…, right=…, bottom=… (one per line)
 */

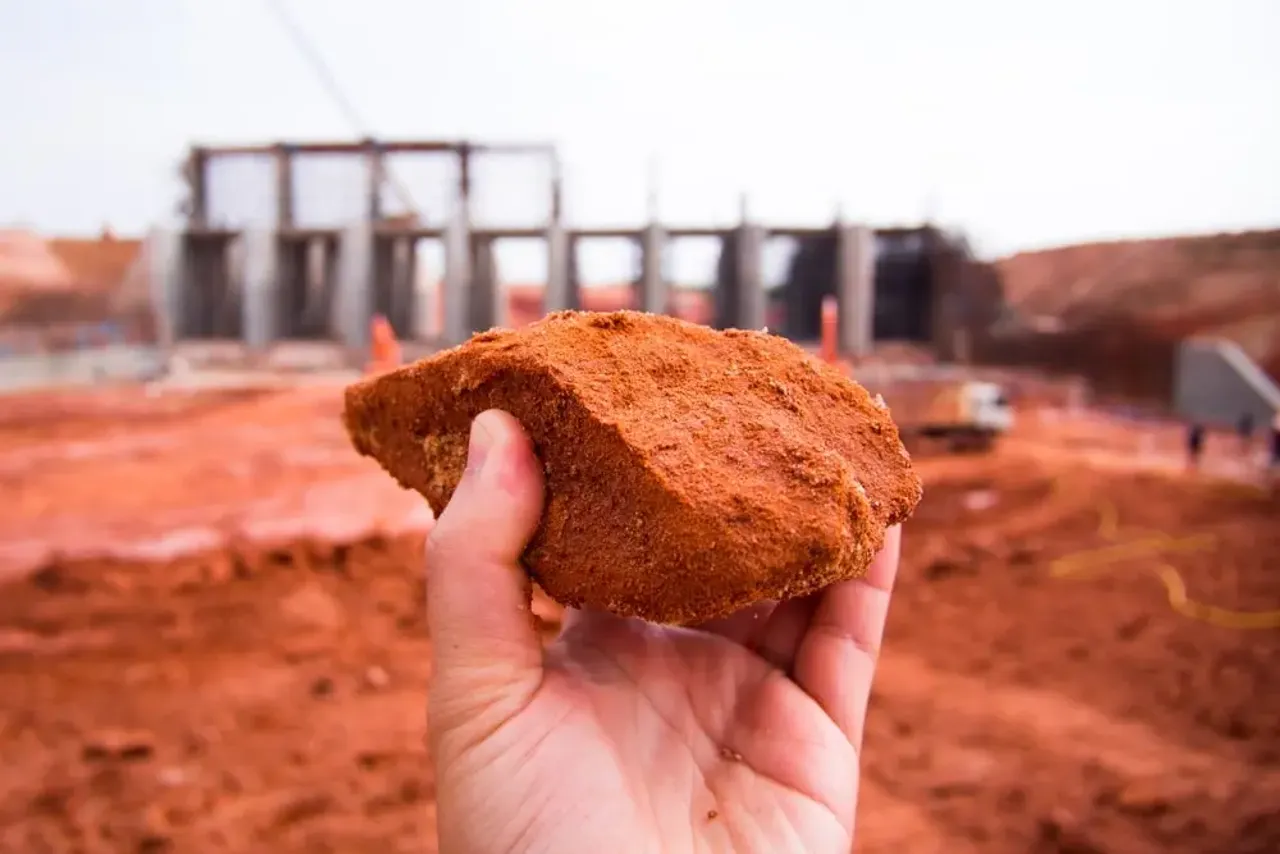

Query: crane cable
left=261, top=0, right=421, bottom=218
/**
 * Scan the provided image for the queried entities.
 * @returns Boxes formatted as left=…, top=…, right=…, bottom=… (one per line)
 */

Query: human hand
left=425, top=410, right=902, bottom=854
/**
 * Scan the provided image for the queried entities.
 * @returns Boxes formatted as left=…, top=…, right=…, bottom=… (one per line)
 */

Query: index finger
left=789, top=524, right=902, bottom=748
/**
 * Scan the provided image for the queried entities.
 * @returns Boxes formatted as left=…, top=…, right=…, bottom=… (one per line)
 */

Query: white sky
left=1, top=0, right=1277, bottom=282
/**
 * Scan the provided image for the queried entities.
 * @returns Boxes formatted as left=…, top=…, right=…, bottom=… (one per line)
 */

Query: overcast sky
left=1, top=0, right=1277, bottom=281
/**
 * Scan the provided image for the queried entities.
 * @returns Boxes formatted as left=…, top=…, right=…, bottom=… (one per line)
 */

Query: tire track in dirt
left=865, top=651, right=1280, bottom=852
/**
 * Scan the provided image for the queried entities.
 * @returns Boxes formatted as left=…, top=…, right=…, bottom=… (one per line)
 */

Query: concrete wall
left=1173, top=338, right=1280, bottom=427
left=0, top=345, right=167, bottom=394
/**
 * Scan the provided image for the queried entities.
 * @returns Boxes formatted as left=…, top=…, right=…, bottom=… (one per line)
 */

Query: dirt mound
left=46, top=234, right=142, bottom=295
left=0, top=230, right=74, bottom=311
left=0, top=229, right=149, bottom=347
left=993, top=230, right=1280, bottom=393
left=999, top=231, right=1280, bottom=325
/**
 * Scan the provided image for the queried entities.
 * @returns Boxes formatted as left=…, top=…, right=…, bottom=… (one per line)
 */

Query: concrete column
left=372, top=235, right=393, bottom=323
left=366, top=143, right=384, bottom=222
left=835, top=224, right=876, bottom=358
left=638, top=224, right=668, bottom=315
left=713, top=231, right=739, bottom=330
left=371, top=234, right=415, bottom=337
left=735, top=224, right=766, bottom=330
left=566, top=236, right=582, bottom=311
left=274, top=145, right=294, bottom=228
left=442, top=203, right=472, bottom=346
left=306, top=238, right=328, bottom=307
left=391, top=236, right=415, bottom=339
left=186, top=149, right=208, bottom=228
left=221, top=237, right=246, bottom=340
left=146, top=227, right=185, bottom=349
left=468, top=235, right=503, bottom=333
left=334, top=223, right=375, bottom=357
left=545, top=220, right=578, bottom=312
left=928, top=234, right=967, bottom=362
left=411, top=244, right=435, bottom=341
left=321, top=238, right=340, bottom=338
left=240, top=228, right=279, bottom=351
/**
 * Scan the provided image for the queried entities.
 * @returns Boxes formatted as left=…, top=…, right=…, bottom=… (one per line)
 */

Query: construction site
left=2, top=136, right=1280, bottom=854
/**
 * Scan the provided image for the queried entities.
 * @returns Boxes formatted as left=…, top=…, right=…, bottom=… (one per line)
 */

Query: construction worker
left=1270, top=410, right=1280, bottom=474
left=1185, top=421, right=1206, bottom=471
left=1236, top=412, right=1255, bottom=456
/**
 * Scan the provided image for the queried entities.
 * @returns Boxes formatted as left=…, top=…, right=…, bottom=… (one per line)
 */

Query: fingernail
left=464, top=414, right=494, bottom=480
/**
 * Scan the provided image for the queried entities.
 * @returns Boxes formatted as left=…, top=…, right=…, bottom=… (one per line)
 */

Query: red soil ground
left=1, top=383, right=1278, bottom=853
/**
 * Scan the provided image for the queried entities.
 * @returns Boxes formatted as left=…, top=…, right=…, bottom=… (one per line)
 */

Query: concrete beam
left=240, top=228, right=279, bottom=351
left=145, top=228, right=185, bottom=350
left=835, top=224, right=875, bottom=357
left=637, top=224, right=668, bottom=315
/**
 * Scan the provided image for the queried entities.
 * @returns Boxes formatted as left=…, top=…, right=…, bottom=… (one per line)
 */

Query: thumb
left=425, top=409, right=546, bottom=728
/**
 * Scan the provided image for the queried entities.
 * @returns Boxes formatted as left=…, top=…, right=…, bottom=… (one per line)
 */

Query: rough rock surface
left=343, top=310, right=922, bottom=624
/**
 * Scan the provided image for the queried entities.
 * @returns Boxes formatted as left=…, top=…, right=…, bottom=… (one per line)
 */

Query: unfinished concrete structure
left=154, top=137, right=964, bottom=364
left=1174, top=339, right=1280, bottom=427
left=765, top=225, right=986, bottom=361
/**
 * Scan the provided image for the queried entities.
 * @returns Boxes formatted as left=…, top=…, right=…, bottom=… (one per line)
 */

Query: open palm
left=426, top=411, right=900, bottom=854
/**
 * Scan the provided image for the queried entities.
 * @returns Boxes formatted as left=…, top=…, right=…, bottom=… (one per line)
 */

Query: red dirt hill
left=47, top=232, right=142, bottom=295
left=990, top=229, right=1280, bottom=397
left=0, top=229, right=147, bottom=346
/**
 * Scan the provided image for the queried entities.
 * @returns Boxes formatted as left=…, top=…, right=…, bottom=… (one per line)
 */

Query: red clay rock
left=343, top=310, right=922, bottom=624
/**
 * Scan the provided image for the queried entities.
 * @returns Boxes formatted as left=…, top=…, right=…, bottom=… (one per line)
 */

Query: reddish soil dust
left=2, top=384, right=1279, bottom=853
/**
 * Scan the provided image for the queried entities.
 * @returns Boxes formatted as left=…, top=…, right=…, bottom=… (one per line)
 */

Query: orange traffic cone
left=365, top=315, right=402, bottom=375
left=820, top=295, right=839, bottom=365
left=817, top=296, right=855, bottom=374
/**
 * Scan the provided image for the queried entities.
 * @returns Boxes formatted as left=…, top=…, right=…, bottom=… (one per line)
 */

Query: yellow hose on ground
left=1044, top=478, right=1280, bottom=630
